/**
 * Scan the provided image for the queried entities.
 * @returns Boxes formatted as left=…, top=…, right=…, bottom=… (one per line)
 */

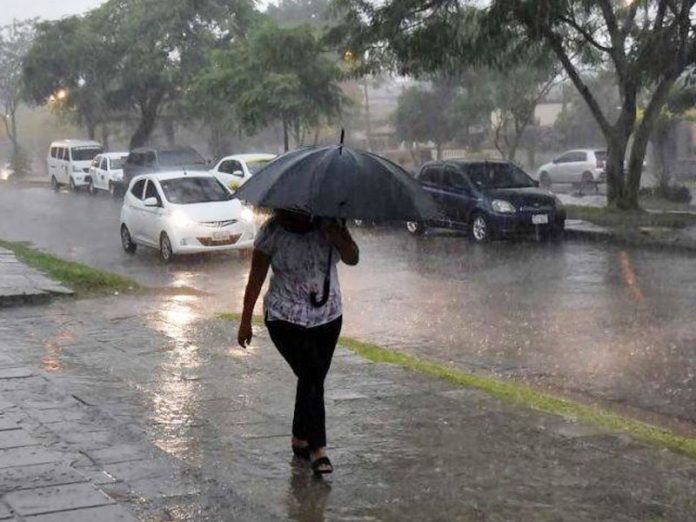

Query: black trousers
left=265, top=315, right=342, bottom=450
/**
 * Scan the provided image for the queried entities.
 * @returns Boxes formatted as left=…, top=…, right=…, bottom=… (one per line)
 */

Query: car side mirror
left=232, top=170, right=243, bottom=177
left=144, top=197, right=159, bottom=207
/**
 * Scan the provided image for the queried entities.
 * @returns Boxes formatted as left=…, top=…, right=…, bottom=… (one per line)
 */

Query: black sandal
left=311, top=456, right=333, bottom=475
left=292, top=445, right=310, bottom=460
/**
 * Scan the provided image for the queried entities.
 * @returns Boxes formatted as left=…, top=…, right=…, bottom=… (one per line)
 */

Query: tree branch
left=558, top=15, right=612, bottom=52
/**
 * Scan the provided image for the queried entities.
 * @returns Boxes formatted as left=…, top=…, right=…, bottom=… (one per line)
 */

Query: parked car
left=88, top=152, right=128, bottom=197
left=536, top=149, right=607, bottom=192
left=120, top=172, right=256, bottom=262
left=407, top=160, right=566, bottom=242
left=118, top=145, right=209, bottom=194
left=47, top=140, right=103, bottom=191
left=210, top=153, right=276, bottom=191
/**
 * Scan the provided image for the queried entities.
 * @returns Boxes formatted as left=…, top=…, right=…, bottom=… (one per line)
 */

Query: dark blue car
left=407, top=160, right=566, bottom=242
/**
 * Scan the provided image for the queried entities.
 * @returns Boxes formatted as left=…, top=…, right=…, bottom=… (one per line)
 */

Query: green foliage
left=267, top=0, right=331, bottom=27
left=195, top=21, right=344, bottom=151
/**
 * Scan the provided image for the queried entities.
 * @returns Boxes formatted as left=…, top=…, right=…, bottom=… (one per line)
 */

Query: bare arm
left=237, top=249, right=270, bottom=347
left=324, top=222, right=359, bottom=266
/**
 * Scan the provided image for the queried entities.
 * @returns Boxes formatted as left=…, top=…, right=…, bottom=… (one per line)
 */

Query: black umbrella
left=232, top=139, right=440, bottom=222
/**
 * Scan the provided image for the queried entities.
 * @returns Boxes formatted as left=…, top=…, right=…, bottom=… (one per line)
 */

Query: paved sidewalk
left=0, top=248, right=72, bottom=307
left=1, top=294, right=696, bottom=521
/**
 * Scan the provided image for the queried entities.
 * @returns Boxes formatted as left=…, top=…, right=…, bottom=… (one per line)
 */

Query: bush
left=639, top=184, right=692, bottom=204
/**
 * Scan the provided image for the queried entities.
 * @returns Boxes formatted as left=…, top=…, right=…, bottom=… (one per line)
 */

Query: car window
left=466, top=163, right=536, bottom=189
left=572, top=152, right=587, bottom=162
left=145, top=151, right=157, bottom=165
left=50, top=147, right=57, bottom=158
left=100, top=158, right=108, bottom=170
left=144, top=180, right=162, bottom=205
left=443, top=167, right=469, bottom=191
left=219, top=160, right=242, bottom=175
left=247, top=159, right=272, bottom=174
left=58, top=148, right=66, bottom=160
left=70, top=147, right=103, bottom=162
left=111, top=157, right=126, bottom=170
left=130, top=179, right=146, bottom=199
left=159, top=177, right=231, bottom=204
left=555, top=152, right=575, bottom=163
left=91, top=157, right=101, bottom=168
left=420, top=166, right=443, bottom=186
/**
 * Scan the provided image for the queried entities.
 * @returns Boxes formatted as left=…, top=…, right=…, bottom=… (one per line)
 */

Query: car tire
left=121, top=225, right=137, bottom=254
left=580, top=172, right=595, bottom=195
left=51, top=176, right=59, bottom=192
left=159, top=232, right=174, bottom=263
left=68, top=177, right=77, bottom=192
left=539, top=172, right=551, bottom=189
left=469, top=212, right=492, bottom=243
left=406, top=221, right=425, bottom=235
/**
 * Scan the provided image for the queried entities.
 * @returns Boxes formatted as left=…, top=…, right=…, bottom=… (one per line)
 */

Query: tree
left=267, top=0, right=331, bottom=27
left=0, top=19, right=35, bottom=172
left=197, top=21, right=344, bottom=151
left=332, top=0, right=696, bottom=210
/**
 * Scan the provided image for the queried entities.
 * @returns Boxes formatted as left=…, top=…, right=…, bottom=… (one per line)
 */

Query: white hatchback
left=88, top=152, right=128, bottom=197
left=210, top=153, right=276, bottom=191
left=120, top=172, right=256, bottom=262
left=537, top=149, right=607, bottom=191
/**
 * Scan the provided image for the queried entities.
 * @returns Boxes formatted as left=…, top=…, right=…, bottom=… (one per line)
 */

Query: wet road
left=2, top=183, right=696, bottom=428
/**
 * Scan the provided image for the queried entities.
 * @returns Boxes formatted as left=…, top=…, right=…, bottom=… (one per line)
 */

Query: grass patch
left=220, top=311, right=696, bottom=460
left=0, top=239, right=139, bottom=297
left=565, top=205, right=696, bottom=230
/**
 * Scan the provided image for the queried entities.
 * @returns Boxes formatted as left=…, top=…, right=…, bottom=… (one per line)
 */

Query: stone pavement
left=1, top=294, right=696, bottom=521
left=0, top=248, right=72, bottom=307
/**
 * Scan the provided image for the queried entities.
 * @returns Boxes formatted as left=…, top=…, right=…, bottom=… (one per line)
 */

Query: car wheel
left=580, top=172, right=595, bottom=195
left=121, top=225, right=137, bottom=254
left=159, top=232, right=174, bottom=263
left=539, top=172, right=551, bottom=189
left=68, top=177, right=77, bottom=192
left=51, top=176, right=59, bottom=192
left=406, top=221, right=425, bottom=235
left=469, top=213, right=491, bottom=242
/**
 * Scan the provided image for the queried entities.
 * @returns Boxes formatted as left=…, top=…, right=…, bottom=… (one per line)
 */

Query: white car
left=47, top=139, right=103, bottom=191
left=210, top=153, right=276, bottom=191
left=537, top=149, right=607, bottom=191
left=88, top=152, right=128, bottom=197
left=120, top=172, right=256, bottom=262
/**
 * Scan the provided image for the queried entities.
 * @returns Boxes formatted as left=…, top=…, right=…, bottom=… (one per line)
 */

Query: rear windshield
left=159, top=149, right=206, bottom=167
left=465, top=163, right=536, bottom=189
left=159, top=177, right=230, bottom=204
left=110, top=157, right=126, bottom=170
left=247, top=159, right=272, bottom=174
left=71, top=147, right=103, bottom=161
left=594, top=150, right=607, bottom=161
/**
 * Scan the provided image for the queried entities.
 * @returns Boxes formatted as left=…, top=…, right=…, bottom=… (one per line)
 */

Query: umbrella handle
left=310, top=248, right=333, bottom=308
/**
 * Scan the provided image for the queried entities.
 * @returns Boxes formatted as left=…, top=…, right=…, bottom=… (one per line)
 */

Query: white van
left=47, top=140, right=103, bottom=191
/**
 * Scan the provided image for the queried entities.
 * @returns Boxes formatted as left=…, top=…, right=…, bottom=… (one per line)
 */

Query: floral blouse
left=254, top=217, right=341, bottom=328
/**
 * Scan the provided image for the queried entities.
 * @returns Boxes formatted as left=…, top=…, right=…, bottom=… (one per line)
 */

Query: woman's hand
left=322, top=220, right=359, bottom=266
left=237, top=320, right=253, bottom=348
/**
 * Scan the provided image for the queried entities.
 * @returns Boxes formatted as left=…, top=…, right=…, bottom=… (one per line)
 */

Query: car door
left=126, top=178, right=147, bottom=242
left=97, top=157, right=109, bottom=189
left=55, top=148, right=67, bottom=183
left=440, top=165, right=476, bottom=225
left=417, top=164, right=447, bottom=224
left=550, top=152, right=574, bottom=183
left=89, top=156, right=100, bottom=188
left=48, top=147, right=57, bottom=180
left=141, top=179, right=164, bottom=246
left=567, top=151, right=588, bottom=182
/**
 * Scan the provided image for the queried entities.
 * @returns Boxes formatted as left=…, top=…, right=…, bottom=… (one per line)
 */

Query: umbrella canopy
left=231, top=145, right=441, bottom=221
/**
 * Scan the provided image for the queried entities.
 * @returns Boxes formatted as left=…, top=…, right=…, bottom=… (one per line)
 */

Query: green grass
left=220, top=311, right=696, bottom=460
left=0, top=239, right=139, bottom=297
left=565, top=205, right=696, bottom=230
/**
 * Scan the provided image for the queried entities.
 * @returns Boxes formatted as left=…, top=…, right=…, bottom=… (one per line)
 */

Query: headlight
left=491, top=199, right=515, bottom=213
left=171, top=210, right=194, bottom=228
left=240, top=207, right=255, bottom=223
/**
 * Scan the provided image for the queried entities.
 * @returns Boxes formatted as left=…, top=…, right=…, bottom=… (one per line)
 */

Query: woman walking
left=237, top=209, right=359, bottom=475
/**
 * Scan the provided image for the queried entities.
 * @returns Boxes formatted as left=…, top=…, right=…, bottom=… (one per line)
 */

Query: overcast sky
left=1, top=0, right=106, bottom=26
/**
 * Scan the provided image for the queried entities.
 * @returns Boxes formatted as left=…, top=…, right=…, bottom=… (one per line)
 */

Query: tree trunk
left=605, top=133, right=630, bottom=208
left=652, top=124, right=672, bottom=190
left=282, top=118, right=289, bottom=152
left=101, top=124, right=110, bottom=151
left=129, top=95, right=163, bottom=150
left=363, top=78, right=373, bottom=152
left=163, top=118, right=176, bottom=146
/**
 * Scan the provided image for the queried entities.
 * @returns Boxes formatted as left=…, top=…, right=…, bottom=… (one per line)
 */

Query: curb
left=0, top=292, right=53, bottom=308
left=565, top=226, right=696, bottom=255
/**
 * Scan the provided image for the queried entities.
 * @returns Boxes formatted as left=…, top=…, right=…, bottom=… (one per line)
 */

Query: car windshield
left=159, top=177, right=230, bottom=204
left=466, top=163, right=536, bottom=189
left=247, top=159, right=272, bottom=174
left=159, top=150, right=206, bottom=166
left=71, top=148, right=103, bottom=161
left=110, top=157, right=126, bottom=170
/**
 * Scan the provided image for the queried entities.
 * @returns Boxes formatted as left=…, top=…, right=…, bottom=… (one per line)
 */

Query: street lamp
left=56, top=88, right=68, bottom=101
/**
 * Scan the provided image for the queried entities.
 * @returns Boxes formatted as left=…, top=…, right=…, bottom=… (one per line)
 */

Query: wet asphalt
left=1, top=183, right=696, bottom=429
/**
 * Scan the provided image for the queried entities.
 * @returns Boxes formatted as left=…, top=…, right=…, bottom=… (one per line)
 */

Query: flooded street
left=2, top=183, right=696, bottom=428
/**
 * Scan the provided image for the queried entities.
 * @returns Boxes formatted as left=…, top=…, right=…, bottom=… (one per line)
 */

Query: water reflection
left=40, top=330, right=73, bottom=372
left=618, top=250, right=645, bottom=302
left=286, top=464, right=332, bottom=522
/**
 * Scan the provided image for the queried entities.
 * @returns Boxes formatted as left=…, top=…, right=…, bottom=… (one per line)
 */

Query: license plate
left=212, top=231, right=230, bottom=241
left=532, top=214, right=549, bottom=225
